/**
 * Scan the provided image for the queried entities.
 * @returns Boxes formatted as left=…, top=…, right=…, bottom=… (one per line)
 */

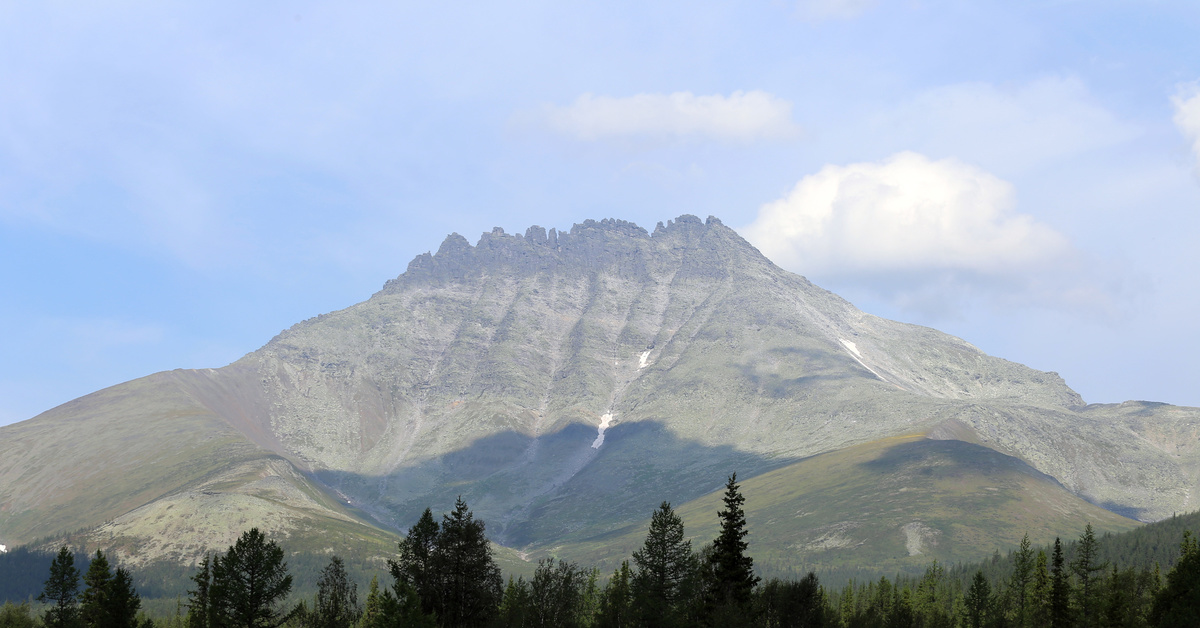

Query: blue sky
left=2, top=1, right=1199, bottom=426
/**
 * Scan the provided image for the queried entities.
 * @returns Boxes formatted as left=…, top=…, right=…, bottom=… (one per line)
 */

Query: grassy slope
left=552, top=435, right=1139, bottom=579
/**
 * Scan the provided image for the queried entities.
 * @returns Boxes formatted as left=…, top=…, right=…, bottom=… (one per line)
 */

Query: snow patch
left=0, top=544, right=6, bottom=554
left=591, top=413, right=614, bottom=449
left=838, top=338, right=888, bottom=383
left=638, top=350, right=652, bottom=369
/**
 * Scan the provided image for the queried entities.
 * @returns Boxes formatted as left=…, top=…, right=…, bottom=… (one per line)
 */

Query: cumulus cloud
left=1173, top=83, right=1200, bottom=176
left=742, top=152, right=1108, bottom=314
left=536, top=91, right=800, bottom=143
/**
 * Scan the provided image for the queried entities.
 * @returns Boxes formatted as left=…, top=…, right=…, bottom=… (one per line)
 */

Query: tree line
left=6, top=473, right=1200, bottom=627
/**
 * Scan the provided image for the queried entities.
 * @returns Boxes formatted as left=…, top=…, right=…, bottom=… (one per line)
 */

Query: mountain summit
left=1, top=215, right=1196, bottom=571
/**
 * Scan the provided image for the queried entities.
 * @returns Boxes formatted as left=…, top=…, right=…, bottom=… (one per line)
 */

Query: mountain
left=2, top=214, right=1197, bottom=576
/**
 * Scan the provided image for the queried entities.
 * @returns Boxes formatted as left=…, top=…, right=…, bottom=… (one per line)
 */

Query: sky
left=2, top=1, right=1199, bottom=426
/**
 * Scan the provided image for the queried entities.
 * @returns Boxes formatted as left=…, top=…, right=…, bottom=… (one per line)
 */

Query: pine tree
left=40, top=547, right=82, bottom=628
left=707, top=473, right=759, bottom=619
left=313, top=556, right=359, bottom=628
left=632, top=501, right=694, bottom=625
left=212, top=528, right=293, bottom=628
left=433, top=496, right=503, bottom=628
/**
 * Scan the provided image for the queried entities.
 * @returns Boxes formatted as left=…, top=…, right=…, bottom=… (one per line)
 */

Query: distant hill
left=3, top=215, right=1198, bottom=578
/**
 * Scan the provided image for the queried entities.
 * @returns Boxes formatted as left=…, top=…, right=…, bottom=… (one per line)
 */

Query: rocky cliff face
left=3, top=215, right=1198, bottom=563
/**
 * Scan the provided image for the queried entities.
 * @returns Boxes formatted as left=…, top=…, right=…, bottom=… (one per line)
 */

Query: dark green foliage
left=40, top=546, right=82, bottom=628
left=1151, top=530, right=1200, bottom=627
left=960, top=571, right=992, bottom=628
left=1009, top=534, right=1034, bottom=628
left=596, top=562, right=634, bottom=628
left=390, top=508, right=440, bottom=617
left=388, top=497, right=500, bottom=628
left=0, top=602, right=38, bottom=628
left=707, top=473, right=759, bottom=623
left=358, top=575, right=433, bottom=628
left=756, top=573, right=827, bottom=628
left=82, top=551, right=114, bottom=628
left=80, top=550, right=142, bottom=628
left=192, top=529, right=292, bottom=628
left=496, top=577, right=531, bottom=628
left=528, top=558, right=591, bottom=628
left=631, top=501, right=694, bottom=626
left=433, top=497, right=503, bottom=627
left=187, top=556, right=213, bottom=628
left=1071, top=523, right=1107, bottom=626
left=1050, top=538, right=1072, bottom=628
left=313, top=557, right=358, bottom=628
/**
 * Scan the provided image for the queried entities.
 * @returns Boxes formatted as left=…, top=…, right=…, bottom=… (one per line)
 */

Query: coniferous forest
left=4, top=474, right=1200, bottom=628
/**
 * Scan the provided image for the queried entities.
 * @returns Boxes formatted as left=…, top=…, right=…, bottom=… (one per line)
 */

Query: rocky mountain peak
left=379, top=214, right=760, bottom=296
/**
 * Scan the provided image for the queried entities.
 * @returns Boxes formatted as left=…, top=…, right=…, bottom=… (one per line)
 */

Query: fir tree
left=39, top=547, right=81, bottom=628
left=707, top=473, right=759, bottom=619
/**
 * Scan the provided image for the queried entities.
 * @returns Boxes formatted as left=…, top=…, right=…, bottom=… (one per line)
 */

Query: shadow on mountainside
left=314, top=419, right=799, bottom=549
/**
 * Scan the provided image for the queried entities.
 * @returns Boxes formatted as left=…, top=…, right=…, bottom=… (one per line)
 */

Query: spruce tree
left=433, top=496, right=502, bottom=628
left=631, top=501, right=694, bottom=625
left=1049, top=538, right=1072, bottom=628
left=81, top=551, right=113, bottom=628
left=708, top=473, right=759, bottom=620
left=390, top=507, right=440, bottom=616
left=1070, top=523, right=1107, bottom=627
left=1009, top=533, right=1034, bottom=628
left=39, top=547, right=81, bottom=628
left=1030, top=550, right=1051, bottom=628
left=961, top=571, right=991, bottom=628
left=1150, top=529, right=1200, bottom=626
left=105, top=568, right=141, bottom=628
left=596, top=561, right=634, bottom=628
left=186, top=555, right=212, bottom=628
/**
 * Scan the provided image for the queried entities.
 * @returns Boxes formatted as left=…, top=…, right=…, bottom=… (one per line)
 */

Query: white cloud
left=1173, top=82, right=1200, bottom=176
left=872, top=77, right=1138, bottom=175
left=742, top=152, right=1110, bottom=314
left=536, top=91, right=800, bottom=143
left=794, top=0, right=878, bottom=21
left=745, top=152, right=1070, bottom=275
